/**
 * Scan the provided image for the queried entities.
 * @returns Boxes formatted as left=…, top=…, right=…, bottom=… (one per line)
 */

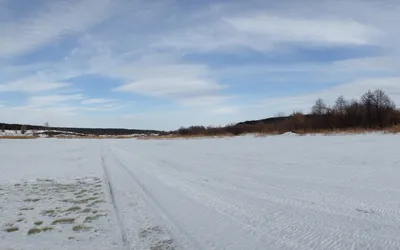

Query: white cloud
left=0, top=0, right=115, bottom=57
left=111, top=59, right=231, bottom=106
left=155, top=13, right=383, bottom=52
left=333, top=56, right=400, bottom=72
left=0, top=76, right=70, bottom=93
left=81, top=98, right=114, bottom=105
left=61, top=38, right=230, bottom=106
left=117, top=77, right=222, bottom=98
left=225, top=15, right=381, bottom=46
left=28, top=94, right=84, bottom=108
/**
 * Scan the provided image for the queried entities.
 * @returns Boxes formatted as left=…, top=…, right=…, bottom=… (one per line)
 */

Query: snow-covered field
left=1, top=134, right=400, bottom=250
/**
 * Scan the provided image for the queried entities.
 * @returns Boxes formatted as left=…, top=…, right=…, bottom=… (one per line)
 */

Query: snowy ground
left=0, top=129, right=155, bottom=138
left=0, top=129, right=82, bottom=138
left=1, top=134, right=400, bottom=250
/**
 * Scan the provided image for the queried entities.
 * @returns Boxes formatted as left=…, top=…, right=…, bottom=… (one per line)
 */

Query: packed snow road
left=1, top=134, right=400, bottom=250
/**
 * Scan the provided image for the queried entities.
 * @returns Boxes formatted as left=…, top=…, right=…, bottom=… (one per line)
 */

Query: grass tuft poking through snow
left=51, top=218, right=76, bottom=225
left=34, top=221, right=43, bottom=226
left=5, top=227, right=19, bottom=233
left=64, top=206, right=81, bottom=212
left=0, top=175, right=115, bottom=249
left=72, top=225, right=92, bottom=232
left=27, top=227, right=54, bottom=235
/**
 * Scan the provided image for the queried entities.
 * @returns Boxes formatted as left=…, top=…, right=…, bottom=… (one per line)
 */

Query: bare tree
left=373, top=89, right=395, bottom=110
left=361, top=90, right=375, bottom=127
left=311, top=98, right=328, bottom=115
left=1, top=124, right=5, bottom=132
left=372, top=89, right=396, bottom=126
left=334, top=95, right=348, bottom=114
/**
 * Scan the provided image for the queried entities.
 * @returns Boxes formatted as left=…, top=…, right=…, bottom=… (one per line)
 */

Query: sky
left=1, top=0, right=400, bottom=130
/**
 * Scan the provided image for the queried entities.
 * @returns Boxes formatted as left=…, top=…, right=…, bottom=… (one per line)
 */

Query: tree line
left=173, top=89, right=400, bottom=136
left=0, top=122, right=162, bottom=136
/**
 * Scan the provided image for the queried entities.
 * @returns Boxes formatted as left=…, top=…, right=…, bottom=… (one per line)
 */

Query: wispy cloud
left=0, top=0, right=115, bottom=57
left=0, top=76, right=70, bottom=93
left=156, top=14, right=382, bottom=52
left=27, top=94, right=84, bottom=108
left=81, top=98, right=114, bottom=105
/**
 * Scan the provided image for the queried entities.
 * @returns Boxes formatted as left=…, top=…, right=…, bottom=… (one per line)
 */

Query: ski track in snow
left=1, top=134, right=400, bottom=249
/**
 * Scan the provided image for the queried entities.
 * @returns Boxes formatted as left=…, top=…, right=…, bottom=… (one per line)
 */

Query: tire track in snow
left=101, top=147, right=129, bottom=248
left=108, top=146, right=204, bottom=250
left=111, top=146, right=306, bottom=249
left=147, top=153, right=400, bottom=227
left=110, top=141, right=400, bottom=250
left=125, top=151, right=400, bottom=250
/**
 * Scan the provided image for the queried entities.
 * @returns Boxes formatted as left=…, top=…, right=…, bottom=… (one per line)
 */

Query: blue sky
left=1, top=0, right=400, bottom=130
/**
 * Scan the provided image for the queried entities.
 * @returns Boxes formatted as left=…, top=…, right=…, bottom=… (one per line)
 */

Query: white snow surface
left=1, top=134, right=400, bottom=250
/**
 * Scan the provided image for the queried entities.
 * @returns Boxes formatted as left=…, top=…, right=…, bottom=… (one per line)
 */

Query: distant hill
left=236, top=116, right=288, bottom=126
left=0, top=122, right=162, bottom=136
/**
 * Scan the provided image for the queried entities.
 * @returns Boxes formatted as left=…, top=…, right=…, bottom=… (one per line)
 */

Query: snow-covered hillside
left=0, top=129, right=83, bottom=138
left=0, top=129, right=45, bottom=137
left=0, top=129, right=156, bottom=138
left=1, top=134, right=400, bottom=249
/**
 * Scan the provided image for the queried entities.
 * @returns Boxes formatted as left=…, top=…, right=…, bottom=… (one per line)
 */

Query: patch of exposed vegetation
left=16, top=218, right=25, bottom=222
left=64, top=206, right=81, bottom=212
left=5, top=227, right=19, bottom=233
left=41, top=209, right=56, bottom=217
left=41, top=227, right=54, bottom=232
left=84, top=214, right=106, bottom=223
left=72, top=224, right=92, bottom=232
left=51, top=218, right=75, bottom=225
left=139, top=226, right=163, bottom=238
left=34, top=221, right=43, bottom=226
left=20, top=207, right=34, bottom=211
left=88, top=199, right=104, bottom=207
left=24, top=198, right=40, bottom=202
left=28, top=228, right=42, bottom=235
left=150, top=239, right=175, bottom=250
left=27, top=227, right=54, bottom=235
left=75, top=197, right=98, bottom=204
left=63, top=197, right=99, bottom=204
left=37, top=178, right=53, bottom=183
left=82, top=208, right=92, bottom=213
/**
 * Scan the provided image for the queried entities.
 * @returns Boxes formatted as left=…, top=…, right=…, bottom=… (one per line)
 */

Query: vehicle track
left=101, top=150, right=129, bottom=248
left=107, top=146, right=204, bottom=250
left=111, top=143, right=400, bottom=250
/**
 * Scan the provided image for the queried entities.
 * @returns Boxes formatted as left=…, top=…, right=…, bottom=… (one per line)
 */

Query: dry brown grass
left=138, top=133, right=236, bottom=140
left=143, top=126, right=400, bottom=140
left=387, top=125, right=400, bottom=133
left=0, top=136, right=39, bottom=139
left=52, top=135, right=137, bottom=139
